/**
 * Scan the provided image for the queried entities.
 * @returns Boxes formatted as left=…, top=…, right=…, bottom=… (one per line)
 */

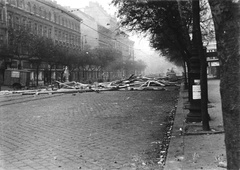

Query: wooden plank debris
left=0, top=74, right=181, bottom=96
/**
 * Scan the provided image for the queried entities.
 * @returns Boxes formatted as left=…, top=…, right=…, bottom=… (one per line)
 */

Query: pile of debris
left=96, top=74, right=181, bottom=91
left=97, top=77, right=165, bottom=91
left=0, top=74, right=181, bottom=96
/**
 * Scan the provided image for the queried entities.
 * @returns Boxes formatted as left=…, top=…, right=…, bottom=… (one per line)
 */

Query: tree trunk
left=36, top=65, right=39, bottom=87
left=208, top=0, right=240, bottom=169
left=183, top=61, right=188, bottom=90
left=49, top=65, right=52, bottom=84
left=200, top=46, right=210, bottom=130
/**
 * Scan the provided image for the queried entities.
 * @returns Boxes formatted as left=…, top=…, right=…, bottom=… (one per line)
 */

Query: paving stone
left=0, top=90, right=178, bottom=170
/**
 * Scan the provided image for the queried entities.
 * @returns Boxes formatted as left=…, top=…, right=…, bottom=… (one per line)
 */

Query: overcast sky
left=55, top=0, right=115, bottom=13
left=55, top=0, right=181, bottom=75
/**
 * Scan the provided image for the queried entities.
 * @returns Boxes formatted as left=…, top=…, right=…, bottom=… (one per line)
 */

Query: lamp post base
left=186, top=100, right=202, bottom=122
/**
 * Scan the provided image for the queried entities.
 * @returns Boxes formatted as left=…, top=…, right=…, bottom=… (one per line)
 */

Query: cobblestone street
left=0, top=90, right=178, bottom=170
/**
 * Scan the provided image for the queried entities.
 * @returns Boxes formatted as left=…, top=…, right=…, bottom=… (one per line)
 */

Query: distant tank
left=166, top=68, right=177, bottom=81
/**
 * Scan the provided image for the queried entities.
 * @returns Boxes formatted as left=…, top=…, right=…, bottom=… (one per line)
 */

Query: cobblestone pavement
left=0, top=90, right=178, bottom=170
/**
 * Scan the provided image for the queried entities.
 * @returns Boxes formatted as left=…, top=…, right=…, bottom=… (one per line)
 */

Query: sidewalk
left=165, top=79, right=226, bottom=170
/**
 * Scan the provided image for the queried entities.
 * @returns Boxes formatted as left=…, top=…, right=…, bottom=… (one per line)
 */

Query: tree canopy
left=112, top=0, right=215, bottom=68
left=112, top=0, right=192, bottom=67
left=1, top=22, right=147, bottom=83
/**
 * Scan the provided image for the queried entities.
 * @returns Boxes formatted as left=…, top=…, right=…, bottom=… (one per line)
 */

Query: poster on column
left=193, top=84, right=201, bottom=99
left=11, top=71, right=20, bottom=78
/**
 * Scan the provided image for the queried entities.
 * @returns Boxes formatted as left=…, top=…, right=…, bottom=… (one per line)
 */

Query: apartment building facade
left=0, top=0, right=82, bottom=86
left=66, top=7, right=99, bottom=50
left=84, top=2, right=134, bottom=61
left=83, top=2, right=135, bottom=79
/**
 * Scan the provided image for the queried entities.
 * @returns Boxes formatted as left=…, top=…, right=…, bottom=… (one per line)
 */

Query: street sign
left=11, top=71, right=20, bottom=78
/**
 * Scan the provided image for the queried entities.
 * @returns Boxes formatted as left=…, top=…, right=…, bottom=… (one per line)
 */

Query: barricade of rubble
left=0, top=74, right=181, bottom=96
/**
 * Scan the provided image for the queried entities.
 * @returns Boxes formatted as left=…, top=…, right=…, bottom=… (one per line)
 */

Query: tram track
left=0, top=93, right=63, bottom=107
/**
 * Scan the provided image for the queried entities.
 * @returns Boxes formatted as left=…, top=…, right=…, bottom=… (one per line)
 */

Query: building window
left=75, top=36, right=78, bottom=45
left=7, top=14, right=13, bottom=27
left=15, top=16, right=20, bottom=29
left=66, top=34, right=68, bottom=43
left=0, top=9, right=2, bottom=21
left=39, top=7, right=42, bottom=17
left=17, top=0, right=23, bottom=8
left=62, top=32, right=64, bottom=41
left=59, top=31, right=61, bottom=41
left=75, top=23, right=78, bottom=31
left=54, top=13, right=56, bottom=22
left=11, top=0, right=16, bottom=6
left=22, top=45, right=28, bottom=55
left=0, top=35, right=3, bottom=48
left=43, top=26, right=47, bottom=37
left=48, top=12, right=51, bottom=21
left=55, top=29, right=57, bottom=40
left=28, top=20, right=32, bottom=31
left=22, top=18, right=26, bottom=27
left=34, top=23, right=37, bottom=34
left=71, top=35, right=73, bottom=44
left=62, top=32, right=65, bottom=42
left=36, top=5, right=39, bottom=15
left=27, top=2, right=31, bottom=12
left=78, top=36, right=80, bottom=46
left=22, top=61, right=30, bottom=69
left=69, top=36, right=71, bottom=45
left=33, top=5, right=36, bottom=14
left=44, top=10, right=47, bottom=18
left=11, top=60, right=18, bottom=69
left=48, top=28, right=52, bottom=38
left=39, top=25, right=42, bottom=36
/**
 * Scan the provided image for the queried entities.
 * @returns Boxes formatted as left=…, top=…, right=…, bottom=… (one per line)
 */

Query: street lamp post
left=186, top=0, right=202, bottom=122
left=186, top=46, right=202, bottom=122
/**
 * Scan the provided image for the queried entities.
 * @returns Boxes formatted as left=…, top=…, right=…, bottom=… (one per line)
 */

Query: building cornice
left=35, top=0, right=82, bottom=22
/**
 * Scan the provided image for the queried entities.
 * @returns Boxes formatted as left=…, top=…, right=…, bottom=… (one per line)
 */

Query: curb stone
left=164, top=83, right=185, bottom=170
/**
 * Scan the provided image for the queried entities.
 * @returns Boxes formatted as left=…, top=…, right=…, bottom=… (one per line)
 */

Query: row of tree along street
left=112, top=0, right=240, bottom=169
left=0, top=24, right=147, bottom=87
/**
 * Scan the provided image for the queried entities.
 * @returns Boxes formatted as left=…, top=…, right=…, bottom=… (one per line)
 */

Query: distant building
left=206, top=41, right=219, bottom=78
left=83, top=2, right=134, bottom=61
left=65, top=7, right=99, bottom=50
left=0, top=0, right=82, bottom=86
left=84, top=2, right=112, bottom=29
left=97, top=24, right=113, bottom=48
